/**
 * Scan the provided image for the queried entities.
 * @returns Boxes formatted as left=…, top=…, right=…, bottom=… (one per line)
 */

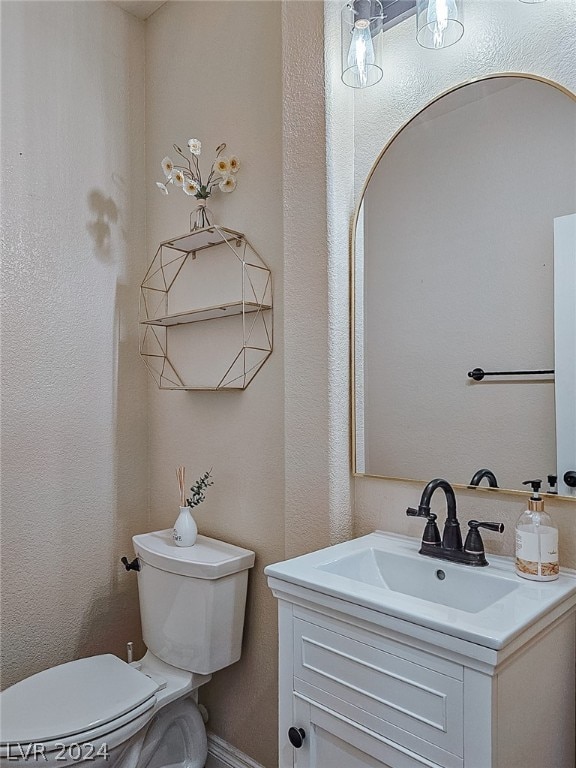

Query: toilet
left=0, top=530, right=255, bottom=768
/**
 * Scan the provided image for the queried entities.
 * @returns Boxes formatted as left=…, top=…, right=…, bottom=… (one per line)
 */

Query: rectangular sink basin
left=265, top=532, right=576, bottom=649
left=318, top=548, right=518, bottom=613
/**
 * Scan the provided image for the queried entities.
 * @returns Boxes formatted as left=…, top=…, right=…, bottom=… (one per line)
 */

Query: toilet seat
left=0, top=654, right=159, bottom=754
left=1, top=697, right=156, bottom=757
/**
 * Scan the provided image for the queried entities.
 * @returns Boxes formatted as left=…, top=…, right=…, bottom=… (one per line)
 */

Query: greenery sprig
left=186, top=469, right=214, bottom=509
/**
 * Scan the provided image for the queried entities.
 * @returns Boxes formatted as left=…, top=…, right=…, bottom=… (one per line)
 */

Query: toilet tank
left=132, top=530, right=255, bottom=675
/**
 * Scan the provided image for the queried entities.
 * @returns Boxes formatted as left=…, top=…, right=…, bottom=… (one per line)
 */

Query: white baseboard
left=206, top=732, right=266, bottom=768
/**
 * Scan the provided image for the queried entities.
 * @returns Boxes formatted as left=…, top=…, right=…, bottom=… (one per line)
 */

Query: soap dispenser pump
left=515, top=479, right=559, bottom=581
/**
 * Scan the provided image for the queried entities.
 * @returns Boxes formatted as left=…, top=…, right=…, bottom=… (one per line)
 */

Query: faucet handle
left=471, top=521, right=505, bottom=534
left=407, top=508, right=441, bottom=546
left=406, top=505, right=433, bottom=518
left=464, top=520, right=504, bottom=555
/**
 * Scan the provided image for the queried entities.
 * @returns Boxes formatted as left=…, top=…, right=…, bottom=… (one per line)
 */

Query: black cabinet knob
left=288, top=727, right=306, bottom=748
left=564, top=471, right=576, bottom=488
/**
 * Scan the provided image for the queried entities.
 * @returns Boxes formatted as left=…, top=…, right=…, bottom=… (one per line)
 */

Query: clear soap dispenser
left=515, top=479, right=559, bottom=581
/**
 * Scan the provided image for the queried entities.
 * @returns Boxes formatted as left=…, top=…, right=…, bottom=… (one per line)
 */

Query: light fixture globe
left=416, top=0, right=464, bottom=49
left=341, top=0, right=385, bottom=89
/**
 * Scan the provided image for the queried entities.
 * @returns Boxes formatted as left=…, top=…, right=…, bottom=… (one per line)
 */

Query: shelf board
left=161, top=226, right=245, bottom=254
left=158, top=385, right=245, bottom=391
left=141, top=301, right=272, bottom=326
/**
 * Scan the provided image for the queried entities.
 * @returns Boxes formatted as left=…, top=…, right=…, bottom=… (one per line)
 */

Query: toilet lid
left=0, top=654, right=159, bottom=744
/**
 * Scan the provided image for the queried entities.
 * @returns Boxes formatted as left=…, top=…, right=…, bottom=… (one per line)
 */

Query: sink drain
left=435, top=569, right=446, bottom=580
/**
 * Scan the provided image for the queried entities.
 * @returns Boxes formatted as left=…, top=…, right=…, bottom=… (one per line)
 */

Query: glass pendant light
left=341, top=0, right=384, bottom=89
left=416, top=0, right=463, bottom=49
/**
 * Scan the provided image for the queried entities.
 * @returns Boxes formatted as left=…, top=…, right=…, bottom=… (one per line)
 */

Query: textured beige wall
left=144, top=3, right=285, bottom=765
left=0, top=2, right=149, bottom=688
left=336, top=0, right=576, bottom=564
left=282, top=0, right=353, bottom=560
left=1, top=3, right=335, bottom=764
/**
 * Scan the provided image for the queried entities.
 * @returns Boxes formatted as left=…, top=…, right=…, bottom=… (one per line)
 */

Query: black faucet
left=469, top=468, right=499, bottom=488
left=407, top=478, right=504, bottom=566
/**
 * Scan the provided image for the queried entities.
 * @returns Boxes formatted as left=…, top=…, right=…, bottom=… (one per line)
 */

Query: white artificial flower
left=228, top=156, right=240, bottom=174
left=161, top=156, right=174, bottom=178
left=172, top=168, right=185, bottom=187
left=214, top=157, right=230, bottom=176
left=156, top=181, right=170, bottom=195
left=219, top=176, right=236, bottom=193
left=183, top=179, right=199, bottom=196
left=188, top=138, right=202, bottom=156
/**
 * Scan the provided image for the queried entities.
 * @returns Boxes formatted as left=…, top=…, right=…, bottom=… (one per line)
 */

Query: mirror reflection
left=354, top=76, right=576, bottom=497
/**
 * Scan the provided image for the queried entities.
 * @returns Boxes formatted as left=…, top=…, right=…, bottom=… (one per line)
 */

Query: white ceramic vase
left=173, top=506, right=198, bottom=547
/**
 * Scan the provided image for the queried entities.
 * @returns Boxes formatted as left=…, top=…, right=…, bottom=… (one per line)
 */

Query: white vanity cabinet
left=269, top=575, right=576, bottom=768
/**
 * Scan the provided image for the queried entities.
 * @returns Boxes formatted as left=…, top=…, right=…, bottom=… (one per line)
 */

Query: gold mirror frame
left=350, top=72, right=576, bottom=500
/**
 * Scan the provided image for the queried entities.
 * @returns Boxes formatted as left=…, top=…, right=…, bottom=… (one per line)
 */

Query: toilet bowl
left=0, top=531, right=255, bottom=768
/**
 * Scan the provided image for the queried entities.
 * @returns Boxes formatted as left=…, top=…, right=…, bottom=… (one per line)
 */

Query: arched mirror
left=353, top=75, right=576, bottom=497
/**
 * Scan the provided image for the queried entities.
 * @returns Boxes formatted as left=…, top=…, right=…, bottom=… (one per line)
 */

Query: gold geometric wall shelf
left=139, top=225, right=272, bottom=390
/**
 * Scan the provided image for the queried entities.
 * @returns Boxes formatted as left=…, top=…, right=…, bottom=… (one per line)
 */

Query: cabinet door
left=293, top=615, right=463, bottom=760
left=291, top=697, right=441, bottom=768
